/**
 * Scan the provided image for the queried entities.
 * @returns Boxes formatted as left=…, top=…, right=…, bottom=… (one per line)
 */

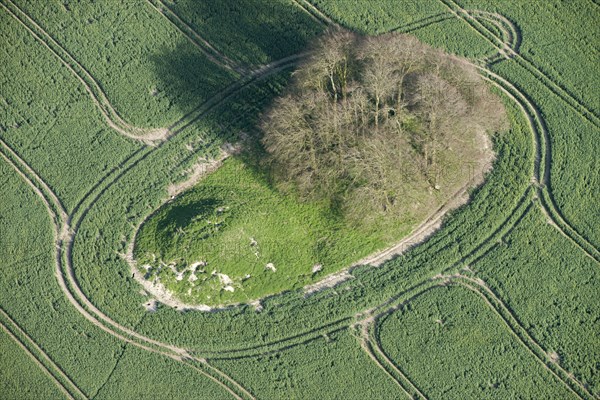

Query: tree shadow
left=149, top=43, right=237, bottom=123
left=157, top=198, right=222, bottom=234
left=149, top=0, right=326, bottom=185
left=163, top=0, right=324, bottom=65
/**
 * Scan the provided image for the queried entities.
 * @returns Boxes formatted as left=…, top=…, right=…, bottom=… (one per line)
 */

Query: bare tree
left=260, top=30, right=507, bottom=225
left=412, top=73, right=468, bottom=187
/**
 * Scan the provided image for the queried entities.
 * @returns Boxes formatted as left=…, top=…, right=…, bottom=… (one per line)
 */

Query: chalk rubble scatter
left=265, top=263, right=276, bottom=272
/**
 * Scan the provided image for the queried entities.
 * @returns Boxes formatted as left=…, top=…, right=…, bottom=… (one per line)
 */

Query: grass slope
left=134, top=157, right=413, bottom=306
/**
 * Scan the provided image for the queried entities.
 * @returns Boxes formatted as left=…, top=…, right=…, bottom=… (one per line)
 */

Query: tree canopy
left=261, top=31, right=507, bottom=225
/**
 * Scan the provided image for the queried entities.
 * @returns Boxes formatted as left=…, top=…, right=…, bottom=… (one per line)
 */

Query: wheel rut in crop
left=1, top=3, right=597, bottom=398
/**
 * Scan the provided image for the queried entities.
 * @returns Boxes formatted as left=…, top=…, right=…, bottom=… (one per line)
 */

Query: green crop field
left=1, top=0, right=598, bottom=399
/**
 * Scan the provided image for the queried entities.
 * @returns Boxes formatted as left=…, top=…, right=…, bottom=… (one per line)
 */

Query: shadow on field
left=150, top=43, right=235, bottom=120
left=158, top=0, right=324, bottom=64
left=157, top=198, right=222, bottom=234
left=149, top=0, right=324, bottom=172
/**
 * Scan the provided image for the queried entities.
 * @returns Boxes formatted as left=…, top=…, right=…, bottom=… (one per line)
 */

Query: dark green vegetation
left=377, top=285, right=575, bottom=399
left=0, top=325, right=64, bottom=400
left=211, top=330, right=402, bottom=399
left=474, top=206, right=600, bottom=392
left=1, top=0, right=598, bottom=399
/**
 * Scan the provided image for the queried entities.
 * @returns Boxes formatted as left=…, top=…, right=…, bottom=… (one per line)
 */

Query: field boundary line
left=368, top=334, right=428, bottom=400
left=0, top=308, right=86, bottom=400
left=0, top=321, right=74, bottom=400
left=4, top=3, right=596, bottom=390
left=203, top=325, right=350, bottom=361
left=291, top=0, right=340, bottom=28
left=365, top=276, right=592, bottom=400
left=61, top=3, right=592, bottom=360
left=355, top=315, right=429, bottom=399
left=0, top=139, right=253, bottom=400
left=439, top=0, right=600, bottom=129
left=477, top=67, right=600, bottom=263
left=145, top=0, right=246, bottom=74
left=353, top=324, right=414, bottom=399
left=451, top=275, right=593, bottom=399
left=0, top=0, right=168, bottom=144
left=391, top=13, right=453, bottom=34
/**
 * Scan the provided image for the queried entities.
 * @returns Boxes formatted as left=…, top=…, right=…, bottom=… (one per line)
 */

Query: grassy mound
left=134, top=158, right=415, bottom=306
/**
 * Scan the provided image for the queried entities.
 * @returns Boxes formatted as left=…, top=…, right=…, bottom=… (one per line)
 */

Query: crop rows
left=0, top=307, right=86, bottom=400
left=74, top=1, right=528, bottom=348
left=439, top=0, right=600, bottom=129
left=307, top=6, right=598, bottom=393
left=1, top=1, right=597, bottom=398
left=145, top=0, right=246, bottom=74
left=363, top=274, right=593, bottom=399
left=0, top=0, right=167, bottom=143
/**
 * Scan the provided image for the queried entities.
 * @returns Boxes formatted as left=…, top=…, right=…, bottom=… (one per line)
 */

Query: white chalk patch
left=217, top=273, right=233, bottom=285
left=265, top=263, right=276, bottom=272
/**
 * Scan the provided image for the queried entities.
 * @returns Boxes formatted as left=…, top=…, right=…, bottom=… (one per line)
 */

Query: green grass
left=134, top=157, right=413, bottom=305
left=72, top=83, right=532, bottom=351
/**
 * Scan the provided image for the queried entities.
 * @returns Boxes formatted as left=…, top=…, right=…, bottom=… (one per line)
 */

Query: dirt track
left=1, top=0, right=170, bottom=144
left=1, top=3, right=598, bottom=398
left=357, top=274, right=593, bottom=400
